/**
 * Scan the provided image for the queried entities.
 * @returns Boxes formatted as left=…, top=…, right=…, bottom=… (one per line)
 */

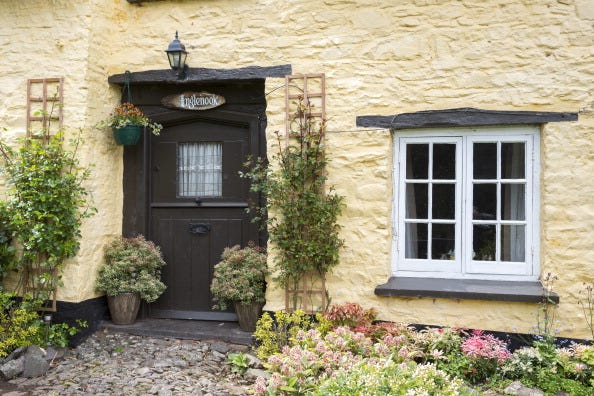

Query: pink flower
left=253, top=377, right=268, bottom=395
left=461, top=330, right=510, bottom=363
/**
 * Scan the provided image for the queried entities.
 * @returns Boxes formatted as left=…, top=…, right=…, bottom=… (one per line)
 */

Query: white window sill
left=375, top=277, right=558, bottom=303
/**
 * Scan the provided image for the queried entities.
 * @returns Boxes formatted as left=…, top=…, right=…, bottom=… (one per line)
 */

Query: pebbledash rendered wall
left=1, top=0, right=593, bottom=339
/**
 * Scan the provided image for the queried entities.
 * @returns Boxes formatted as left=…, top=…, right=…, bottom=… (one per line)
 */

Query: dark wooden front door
left=148, top=112, right=261, bottom=320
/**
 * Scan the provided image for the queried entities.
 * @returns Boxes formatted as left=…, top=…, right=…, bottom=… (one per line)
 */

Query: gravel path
left=1, top=330, right=257, bottom=395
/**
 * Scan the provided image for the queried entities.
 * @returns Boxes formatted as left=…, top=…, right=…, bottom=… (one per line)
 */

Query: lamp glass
left=179, top=52, right=187, bottom=70
left=167, top=52, right=181, bottom=69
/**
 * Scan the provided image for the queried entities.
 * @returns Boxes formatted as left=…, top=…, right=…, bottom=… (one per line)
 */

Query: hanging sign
left=161, top=91, right=226, bottom=110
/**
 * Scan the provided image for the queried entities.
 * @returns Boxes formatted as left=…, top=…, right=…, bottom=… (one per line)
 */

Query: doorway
left=147, top=112, right=261, bottom=320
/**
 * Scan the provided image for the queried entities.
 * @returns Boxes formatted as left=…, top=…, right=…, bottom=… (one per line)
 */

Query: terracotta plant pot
left=107, top=293, right=141, bottom=325
left=233, top=301, right=263, bottom=332
left=113, top=125, right=142, bottom=145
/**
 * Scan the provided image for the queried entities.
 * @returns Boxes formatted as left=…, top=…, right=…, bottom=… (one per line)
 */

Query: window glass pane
left=473, top=143, right=497, bottom=179
left=473, top=224, right=496, bottom=261
left=432, top=184, right=455, bottom=220
left=177, top=142, right=222, bottom=197
left=501, top=184, right=525, bottom=221
left=405, top=223, right=427, bottom=259
left=406, top=144, right=428, bottom=179
left=473, top=183, right=497, bottom=220
left=501, top=143, right=525, bottom=179
left=405, top=183, right=428, bottom=219
left=433, top=144, right=456, bottom=179
left=501, top=225, right=525, bottom=262
left=432, top=224, right=455, bottom=260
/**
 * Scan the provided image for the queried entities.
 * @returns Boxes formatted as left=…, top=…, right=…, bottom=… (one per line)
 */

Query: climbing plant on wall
left=242, top=98, right=344, bottom=312
left=0, top=132, right=95, bottom=309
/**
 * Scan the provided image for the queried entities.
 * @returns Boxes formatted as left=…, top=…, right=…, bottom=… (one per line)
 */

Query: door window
left=177, top=142, right=222, bottom=197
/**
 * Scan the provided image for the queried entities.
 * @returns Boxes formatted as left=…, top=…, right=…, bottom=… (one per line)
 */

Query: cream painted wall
left=0, top=0, right=123, bottom=302
left=0, top=0, right=592, bottom=338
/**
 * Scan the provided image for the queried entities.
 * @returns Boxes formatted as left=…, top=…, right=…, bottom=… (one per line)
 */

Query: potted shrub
left=101, top=102, right=162, bottom=145
left=95, top=235, right=166, bottom=325
left=210, top=243, right=268, bottom=331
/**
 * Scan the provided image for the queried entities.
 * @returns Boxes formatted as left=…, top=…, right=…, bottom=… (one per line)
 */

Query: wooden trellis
left=26, top=78, right=64, bottom=143
left=285, top=74, right=325, bottom=144
left=284, top=74, right=328, bottom=314
left=285, top=271, right=327, bottom=315
left=24, top=77, right=64, bottom=312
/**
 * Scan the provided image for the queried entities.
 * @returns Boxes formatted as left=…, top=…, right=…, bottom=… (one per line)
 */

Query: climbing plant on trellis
left=243, top=73, right=343, bottom=314
left=283, top=74, right=333, bottom=313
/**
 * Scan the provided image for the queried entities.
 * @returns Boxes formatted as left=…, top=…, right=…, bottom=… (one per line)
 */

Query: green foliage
left=313, top=360, right=475, bottom=396
left=253, top=310, right=314, bottom=360
left=227, top=352, right=250, bottom=375
left=0, top=203, right=15, bottom=282
left=95, top=235, right=166, bottom=303
left=46, top=320, right=87, bottom=348
left=0, top=291, right=42, bottom=357
left=241, top=100, right=344, bottom=309
left=498, top=340, right=594, bottom=395
left=210, top=243, right=268, bottom=311
left=0, top=133, right=95, bottom=303
left=579, top=346, right=594, bottom=366
left=0, top=291, right=86, bottom=356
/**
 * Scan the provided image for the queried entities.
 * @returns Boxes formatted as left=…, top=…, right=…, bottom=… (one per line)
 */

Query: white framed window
left=392, top=126, right=540, bottom=281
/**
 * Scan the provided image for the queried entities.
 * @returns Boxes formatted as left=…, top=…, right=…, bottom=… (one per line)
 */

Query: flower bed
left=252, top=303, right=594, bottom=395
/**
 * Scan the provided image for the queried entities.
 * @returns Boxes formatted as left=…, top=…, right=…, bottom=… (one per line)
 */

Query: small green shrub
left=253, top=310, right=314, bottom=359
left=227, top=352, right=250, bottom=375
left=0, top=291, right=86, bottom=356
left=46, top=320, right=87, bottom=348
left=0, top=292, right=42, bottom=357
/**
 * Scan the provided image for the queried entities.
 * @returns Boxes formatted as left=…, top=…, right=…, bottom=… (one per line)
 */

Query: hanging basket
left=113, top=125, right=143, bottom=145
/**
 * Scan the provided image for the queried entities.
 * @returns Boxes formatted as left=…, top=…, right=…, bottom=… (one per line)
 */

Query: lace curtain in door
left=178, top=142, right=223, bottom=197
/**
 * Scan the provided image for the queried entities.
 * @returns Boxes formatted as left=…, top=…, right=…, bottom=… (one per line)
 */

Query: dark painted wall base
left=53, top=296, right=109, bottom=347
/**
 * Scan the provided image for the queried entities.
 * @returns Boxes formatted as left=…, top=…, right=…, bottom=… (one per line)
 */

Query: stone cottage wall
left=0, top=0, right=593, bottom=338
left=0, top=0, right=123, bottom=303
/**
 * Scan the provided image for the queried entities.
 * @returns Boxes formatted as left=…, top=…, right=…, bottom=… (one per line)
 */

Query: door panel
left=148, top=116, right=260, bottom=320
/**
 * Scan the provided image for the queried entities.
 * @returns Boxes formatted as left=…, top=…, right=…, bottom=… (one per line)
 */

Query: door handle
left=189, top=223, right=211, bottom=234
left=195, top=198, right=202, bottom=206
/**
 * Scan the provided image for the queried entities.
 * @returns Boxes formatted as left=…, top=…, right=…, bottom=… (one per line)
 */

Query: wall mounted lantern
left=165, top=31, right=188, bottom=79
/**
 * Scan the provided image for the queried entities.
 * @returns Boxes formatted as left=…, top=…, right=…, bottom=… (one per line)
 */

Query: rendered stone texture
left=0, top=0, right=592, bottom=338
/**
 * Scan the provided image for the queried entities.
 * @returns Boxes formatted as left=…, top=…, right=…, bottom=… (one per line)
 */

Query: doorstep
left=98, top=318, right=253, bottom=346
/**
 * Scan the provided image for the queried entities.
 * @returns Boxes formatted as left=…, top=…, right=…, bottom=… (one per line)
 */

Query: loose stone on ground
left=1, top=331, right=258, bottom=395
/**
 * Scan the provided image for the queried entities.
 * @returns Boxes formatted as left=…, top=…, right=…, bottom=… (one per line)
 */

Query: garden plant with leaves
left=210, top=243, right=268, bottom=311
left=253, top=302, right=594, bottom=396
left=95, top=235, right=166, bottom=303
left=0, top=132, right=95, bottom=307
left=0, top=203, right=15, bottom=283
left=241, top=99, right=344, bottom=311
left=0, top=290, right=86, bottom=356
